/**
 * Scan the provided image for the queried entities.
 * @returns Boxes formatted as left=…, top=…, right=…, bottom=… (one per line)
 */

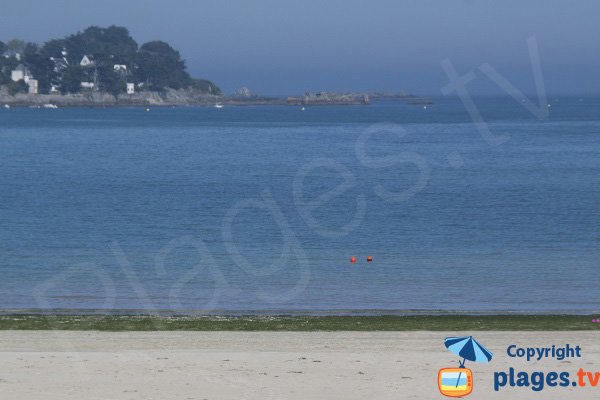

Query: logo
left=438, top=336, right=493, bottom=397
left=493, top=343, right=600, bottom=393
left=438, top=367, right=474, bottom=397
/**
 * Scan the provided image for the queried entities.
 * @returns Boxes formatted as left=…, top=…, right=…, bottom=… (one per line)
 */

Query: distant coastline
left=1, top=25, right=434, bottom=108
left=0, top=89, right=433, bottom=108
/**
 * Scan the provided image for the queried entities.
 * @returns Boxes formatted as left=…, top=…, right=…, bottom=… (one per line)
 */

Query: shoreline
left=1, top=308, right=599, bottom=316
left=1, top=314, right=598, bottom=331
left=0, top=90, right=432, bottom=108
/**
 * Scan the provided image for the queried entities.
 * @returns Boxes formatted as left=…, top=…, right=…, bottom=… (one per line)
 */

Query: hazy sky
left=1, top=0, right=598, bottom=95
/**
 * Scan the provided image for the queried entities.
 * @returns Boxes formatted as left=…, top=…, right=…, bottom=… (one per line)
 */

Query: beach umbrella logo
left=438, top=336, right=493, bottom=397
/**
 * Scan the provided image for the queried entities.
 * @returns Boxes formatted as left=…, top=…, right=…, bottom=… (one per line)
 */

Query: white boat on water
left=214, top=103, right=224, bottom=109
left=43, top=104, right=58, bottom=109
left=3, top=104, right=10, bottom=109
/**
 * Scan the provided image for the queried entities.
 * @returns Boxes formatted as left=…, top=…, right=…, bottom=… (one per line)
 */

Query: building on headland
left=126, top=83, right=135, bottom=94
left=50, top=56, right=69, bottom=73
left=11, top=69, right=24, bottom=82
left=80, top=55, right=94, bottom=67
left=10, top=64, right=38, bottom=94
left=81, top=82, right=95, bottom=90
left=11, top=64, right=28, bottom=82
left=114, top=64, right=127, bottom=72
left=28, top=79, right=38, bottom=94
left=50, top=49, right=69, bottom=74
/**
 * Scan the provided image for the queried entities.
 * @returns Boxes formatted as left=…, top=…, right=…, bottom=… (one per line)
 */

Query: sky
left=0, top=0, right=599, bottom=96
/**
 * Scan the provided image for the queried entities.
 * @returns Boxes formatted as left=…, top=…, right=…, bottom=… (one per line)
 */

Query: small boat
left=214, top=103, right=224, bottom=109
left=43, top=103, right=58, bottom=109
left=3, top=104, right=10, bottom=109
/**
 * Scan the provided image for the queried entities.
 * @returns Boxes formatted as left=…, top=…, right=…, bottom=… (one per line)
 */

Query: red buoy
left=350, top=256, right=357, bottom=263
left=367, top=256, right=373, bottom=262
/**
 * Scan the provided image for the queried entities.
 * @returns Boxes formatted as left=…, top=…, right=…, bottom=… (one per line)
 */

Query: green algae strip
left=0, top=315, right=598, bottom=331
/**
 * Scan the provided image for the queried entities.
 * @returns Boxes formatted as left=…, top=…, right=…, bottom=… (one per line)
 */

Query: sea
left=1, top=97, right=599, bottom=313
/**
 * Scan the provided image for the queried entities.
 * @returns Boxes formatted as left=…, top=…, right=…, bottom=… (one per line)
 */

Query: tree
left=1, top=26, right=221, bottom=96
left=40, top=39, right=67, bottom=59
left=21, top=42, right=53, bottom=93
left=135, top=41, right=191, bottom=90
left=64, top=25, right=137, bottom=66
left=0, top=55, right=20, bottom=74
left=38, top=40, right=67, bottom=93
left=60, top=66, right=85, bottom=94
left=23, top=42, right=39, bottom=59
left=8, top=79, right=28, bottom=95
left=6, top=38, right=26, bottom=53
left=1, top=39, right=26, bottom=75
left=97, top=65, right=124, bottom=96
left=191, top=78, right=221, bottom=95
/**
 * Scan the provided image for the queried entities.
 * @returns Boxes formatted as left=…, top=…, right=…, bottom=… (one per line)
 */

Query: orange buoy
left=366, top=256, right=373, bottom=262
left=350, top=256, right=357, bottom=263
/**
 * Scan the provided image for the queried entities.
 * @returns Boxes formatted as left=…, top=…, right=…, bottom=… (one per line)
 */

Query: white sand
left=0, top=331, right=598, bottom=399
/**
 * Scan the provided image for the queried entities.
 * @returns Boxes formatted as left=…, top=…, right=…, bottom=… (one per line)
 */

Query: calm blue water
left=1, top=97, right=599, bottom=313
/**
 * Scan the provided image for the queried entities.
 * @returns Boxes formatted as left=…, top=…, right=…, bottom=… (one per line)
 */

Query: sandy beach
left=0, top=331, right=598, bottom=399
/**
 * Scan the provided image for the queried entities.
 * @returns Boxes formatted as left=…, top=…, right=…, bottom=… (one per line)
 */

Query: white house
left=50, top=56, right=69, bottom=73
left=11, top=69, right=24, bottom=82
left=11, top=64, right=35, bottom=84
left=114, top=64, right=127, bottom=72
left=80, top=55, right=94, bottom=67
left=126, top=83, right=135, bottom=94
left=28, top=79, right=39, bottom=94
left=11, top=64, right=27, bottom=82
left=81, top=82, right=95, bottom=89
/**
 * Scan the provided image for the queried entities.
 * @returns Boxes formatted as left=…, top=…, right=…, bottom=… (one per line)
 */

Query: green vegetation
left=191, top=78, right=221, bottom=94
left=136, top=41, right=190, bottom=91
left=0, top=315, right=597, bottom=331
left=0, top=26, right=220, bottom=95
left=7, top=79, right=27, bottom=95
